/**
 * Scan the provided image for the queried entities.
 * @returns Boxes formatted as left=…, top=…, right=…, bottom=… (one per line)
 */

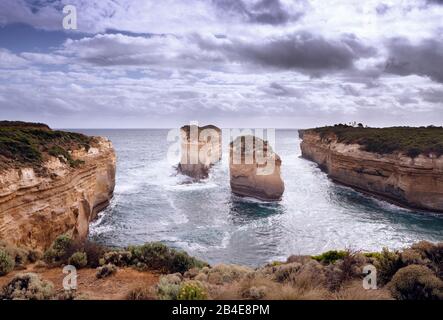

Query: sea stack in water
left=178, top=124, right=222, bottom=180
left=229, top=135, right=284, bottom=201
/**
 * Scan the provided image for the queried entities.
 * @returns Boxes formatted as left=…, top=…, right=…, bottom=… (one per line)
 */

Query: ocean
left=72, top=129, right=443, bottom=267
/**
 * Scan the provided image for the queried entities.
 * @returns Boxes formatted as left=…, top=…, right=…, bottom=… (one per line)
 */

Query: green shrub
left=0, top=273, right=54, bottom=300
left=156, top=274, right=183, bottom=300
left=83, top=241, right=106, bottom=268
left=373, top=248, right=403, bottom=285
left=312, top=250, right=348, bottom=264
left=389, top=265, right=443, bottom=300
left=310, top=126, right=443, bottom=158
left=0, top=122, right=92, bottom=170
left=128, top=242, right=208, bottom=273
left=96, top=264, right=118, bottom=279
left=177, top=281, right=207, bottom=300
left=102, top=250, right=132, bottom=267
left=0, top=249, right=14, bottom=276
left=68, top=252, right=88, bottom=269
left=44, top=234, right=73, bottom=265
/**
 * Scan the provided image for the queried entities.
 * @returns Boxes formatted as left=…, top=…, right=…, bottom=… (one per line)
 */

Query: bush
left=83, top=241, right=106, bottom=268
left=312, top=250, right=348, bottom=264
left=96, top=263, right=118, bottom=279
left=0, top=273, right=54, bottom=300
left=373, top=248, right=403, bottom=285
left=68, top=252, right=87, bottom=269
left=102, top=250, right=132, bottom=267
left=389, top=265, right=443, bottom=300
left=128, top=242, right=208, bottom=273
left=156, top=274, right=182, bottom=300
left=272, top=263, right=302, bottom=283
left=177, top=281, right=207, bottom=300
left=126, top=285, right=154, bottom=300
left=44, top=234, right=73, bottom=265
left=201, top=264, right=253, bottom=285
left=0, top=249, right=14, bottom=276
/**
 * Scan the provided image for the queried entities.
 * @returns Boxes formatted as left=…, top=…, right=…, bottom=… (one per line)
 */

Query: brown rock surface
left=0, top=137, right=116, bottom=250
left=178, top=124, right=222, bottom=180
left=300, top=130, right=443, bottom=212
left=229, top=135, right=284, bottom=201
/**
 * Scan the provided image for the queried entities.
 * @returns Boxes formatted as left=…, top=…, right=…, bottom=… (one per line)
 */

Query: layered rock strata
left=229, top=135, right=285, bottom=201
left=300, top=130, right=443, bottom=212
left=0, top=137, right=116, bottom=250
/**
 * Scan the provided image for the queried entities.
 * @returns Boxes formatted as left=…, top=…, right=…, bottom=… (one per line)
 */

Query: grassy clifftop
left=307, top=125, right=443, bottom=158
left=0, top=121, right=93, bottom=171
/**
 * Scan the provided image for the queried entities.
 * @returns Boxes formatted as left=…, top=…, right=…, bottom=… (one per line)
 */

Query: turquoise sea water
left=73, top=129, right=443, bottom=267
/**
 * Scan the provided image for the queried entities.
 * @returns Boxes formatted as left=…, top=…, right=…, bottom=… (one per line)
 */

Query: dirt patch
left=0, top=265, right=160, bottom=300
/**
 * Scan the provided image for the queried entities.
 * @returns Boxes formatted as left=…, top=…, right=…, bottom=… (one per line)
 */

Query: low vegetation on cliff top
left=1, top=238, right=441, bottom=300
left=0, top=120, right=93, bottom=171
left=308, top=124, right=443, bottom=158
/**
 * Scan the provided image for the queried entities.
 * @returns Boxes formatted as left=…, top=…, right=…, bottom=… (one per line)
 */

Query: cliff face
left=0, top=137, right=116, bottom=250
left=230, top=136, right=284, bottom=201
left=300, top=130, right=443, bottom=212
left=178, top=125, right=222, bottom=180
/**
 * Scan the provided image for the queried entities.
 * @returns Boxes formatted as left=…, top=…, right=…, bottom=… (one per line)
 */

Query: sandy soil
left=0, top=265, right=160, bottom=300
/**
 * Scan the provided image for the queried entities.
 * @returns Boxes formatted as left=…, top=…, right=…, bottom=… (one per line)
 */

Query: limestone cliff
left=178, top=124, right=222, bottom=180
left=0, top=131, right=116, bottom=250
left=230, top=135, right=284, bottom=201
left=300, top=130, right=443, bottom=212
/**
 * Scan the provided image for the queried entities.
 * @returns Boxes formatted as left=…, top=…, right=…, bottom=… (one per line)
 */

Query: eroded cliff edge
left=299, top=127, right=443, bottom=212
left=0, top=122, right=116, bottom=250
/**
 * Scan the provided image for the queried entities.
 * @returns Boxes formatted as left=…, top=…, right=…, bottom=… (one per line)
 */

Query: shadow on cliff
left=228, top=195, right=285, bottom=223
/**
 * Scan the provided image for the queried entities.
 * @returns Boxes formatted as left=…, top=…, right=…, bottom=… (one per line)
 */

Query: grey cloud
left=375, top=3, right=390, bottom=15
left=260, top=82, right=303, bottom=97
left=197, top=32, right=376, bottom=76
left=420, top=88, right=443, bottom=103
left=340, top=84, right=361, bottom=96
left=212, top=0, right=302, bottom=25
left=385, top=37, right=443, bottom=83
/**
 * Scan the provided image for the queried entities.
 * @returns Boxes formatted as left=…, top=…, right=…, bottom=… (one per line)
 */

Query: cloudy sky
left=0, top=0, right=442, bottom=128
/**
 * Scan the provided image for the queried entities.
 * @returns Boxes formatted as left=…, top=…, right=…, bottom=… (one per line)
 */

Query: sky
left=0, top=0, right=442, bottom=128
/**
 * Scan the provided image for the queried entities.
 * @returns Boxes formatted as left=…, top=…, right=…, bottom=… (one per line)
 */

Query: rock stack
left=178, top=124, right=222, bottom=180
left=229, top=135, right=285, bottom=201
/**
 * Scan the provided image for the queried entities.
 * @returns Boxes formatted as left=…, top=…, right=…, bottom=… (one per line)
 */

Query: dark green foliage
left=0, top=249, right=14, bottom=276
left=102, top=250, right=133, bottom=267
left=312, top=250, right=348, bottom=264
left=43, top=234, right=74, bottom=265
left=0, top=121, right=92, bottom=170
left=128, top=242, right=208, bottom=274
left=68, top=251, right=88, bottom=269
left=373, top=248, right=404, bottom=285
left=389, top=265, right=443, bottom=300
left=310, top=125, right=443, bottom=158
left=83, top=241, right=107, bottom=268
